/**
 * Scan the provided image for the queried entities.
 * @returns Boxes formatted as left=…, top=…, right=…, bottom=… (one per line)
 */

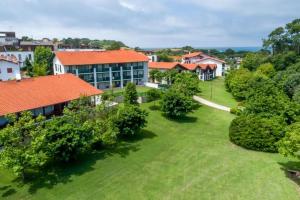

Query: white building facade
left=0, top=55, right=21, bottom=81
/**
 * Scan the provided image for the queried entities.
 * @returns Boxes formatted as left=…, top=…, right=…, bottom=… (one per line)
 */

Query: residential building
left=182, top=52, right=225, bottom=76
left=53, top=50, right=149, bottom=89
left=182, top=63, right=217, bottom=81
left=0, top=55, right=21, bottom=81
left=1, top=51, right=33, bottom=67
left=20, top=38, right=55, bottom=51
left=149, top=62, right=216, bottom=81
left=0, top=74, right=102, bottom=126
left=0, top=32, right=18, bottom=46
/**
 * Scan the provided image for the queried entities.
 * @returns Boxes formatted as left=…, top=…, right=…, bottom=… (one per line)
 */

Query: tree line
left=226, top=19, right=300, bottom=161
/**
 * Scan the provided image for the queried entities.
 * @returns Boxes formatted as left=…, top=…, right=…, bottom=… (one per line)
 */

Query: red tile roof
left=182, top=52, right=203, bottom=58
left=55, top=50, right=149, bottom=66
left=182, top=63, right=199, bottom=70
left=0, top=54, right=18, bottom=64
left=0, top=74, right=102, bottom=116
left=199, top=64, right=217, bottom=70
left=149, top=62, right=184, bottom=70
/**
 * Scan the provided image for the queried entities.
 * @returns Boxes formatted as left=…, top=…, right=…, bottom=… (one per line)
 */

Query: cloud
left=0, top=0, right=299, bottom=47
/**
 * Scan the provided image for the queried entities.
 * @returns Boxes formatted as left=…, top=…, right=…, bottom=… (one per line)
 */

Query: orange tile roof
left=149, top=62, right=183, bottom=70
left=0, top=54, right=18, bottom=64
left=55, top=50, right=149, bottom=66
left=199, top=64, right=217, bottom=70
left=0, top=74, right=102, bottom=116
left=182, top=63, right=199, bottom=70
left=182, top=52, right=203, bottom=58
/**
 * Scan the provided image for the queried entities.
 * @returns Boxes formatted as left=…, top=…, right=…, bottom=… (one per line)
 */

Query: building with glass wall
left=53, top=50, right=149, bottom=89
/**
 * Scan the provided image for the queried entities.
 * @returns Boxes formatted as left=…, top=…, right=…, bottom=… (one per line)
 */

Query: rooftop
left=55, top=49, right=149, bottom=66
left=0, top=54, right=18, bottom=64
left=149, top=62, right=183, bottom=70
left=0, top=74, right=102, bottom=116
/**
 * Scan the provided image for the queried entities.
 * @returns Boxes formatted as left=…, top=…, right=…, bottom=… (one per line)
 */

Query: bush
left=230, top=106, right=243, bottom=115
left=229, top=115, right=285, bottom=152
left=124, top=82, right=138, bottom=105
left=114, top=105, right=148, bottom=136
left=160, top=89, right=195, bottom=118
left=146, top=88, right=161, bottom=102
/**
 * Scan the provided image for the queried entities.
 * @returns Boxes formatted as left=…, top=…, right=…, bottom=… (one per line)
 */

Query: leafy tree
left=157, top=53, right=173, bottom=62
left=255, top=63, right=276, bottom=78
left=270, top=51, right=299, bottom=71
left=229, top=114, right=285, bottom=152
left=146, top=88, right=161, bottom=102
left=225, top=68, right=253, bottom=100
left=224, top=48, right=235, bottom=57
left=292, top=85, right=300, bottom=103
left=263, top=27, right=287, bottom=54
left=160, top=89, right=195, bottom=118
left=241, top=53, right=267, bottom=71
left=283, top=73, right=300, bottom=98
left=277, top=122, right=300, bottom=160
left=124, top=82, right=138, bottom=105
left=173, top=72, right=200, bottom=96
left=33, top=46, right=54, bottom=75
left=149, top=69, right=159, bottom=82
left=32, top=62, right=47, bottom=77
left=0, top=112, right=47, bottom=179
left=155, top=71, right=164, bottom=83
left=163, top=69, right=178, bottom=85
left=114, top=105, right=148, bottom=136
left=23, top=57, right=33, bottom=75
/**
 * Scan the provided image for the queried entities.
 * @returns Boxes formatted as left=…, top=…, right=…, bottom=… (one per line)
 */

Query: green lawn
left=0, top=104, right=299, bottom=199
left=199, top=78, right=238, bottom=108
left=105, top=86, right=151, bottom=97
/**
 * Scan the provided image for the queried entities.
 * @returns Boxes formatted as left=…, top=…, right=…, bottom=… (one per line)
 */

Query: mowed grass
left=199, top=78, right=238, bottom=108
left=105, top=86, right=151, bottom=97
left=0, top=104, right=299, bottom=200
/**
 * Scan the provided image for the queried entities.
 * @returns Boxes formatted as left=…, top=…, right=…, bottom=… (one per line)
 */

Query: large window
left=79, top=74, right=94, bottom=83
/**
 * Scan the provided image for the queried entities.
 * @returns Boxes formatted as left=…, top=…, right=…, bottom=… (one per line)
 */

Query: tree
left=32, top=62, right=47, bottom=77
left=277, top=122, right=300, bottom=160
left=255, top=63, right=275, bottom=78
left=155, top=71, right=164, bottom=83
left=114, top=105, right=148, bottom=136
left=225, top=68, right=253, bottom=100
left=172, top=72, right=200, bottom=96
left=146, top=89, right=161, bottom=102
left=23, top=57, right=33, bottom=75
left=229, top=114, right=285, bottom=152
left=224, top=48, right=235, bottom=57
left=149, top=69, right=159, bottom=82
left=163, top=69, right=177, bottom=85
left=0, top=112, right=47, bottom=179
left=160, top=89, right=195, bottom=118
left=241, top=53, right=267, bottom=71
left=284, top=73, right=300, bottom=98
left=263, top=27, right=287, bottom=54
left=158, top=54, right=173, bottom=62
left=34, top=46, right=54, bottom=75
left=124, top=82, right=138, bottom=105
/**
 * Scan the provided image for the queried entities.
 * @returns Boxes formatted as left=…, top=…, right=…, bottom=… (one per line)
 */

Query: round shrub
left=229, top=115, right=285, bottom=152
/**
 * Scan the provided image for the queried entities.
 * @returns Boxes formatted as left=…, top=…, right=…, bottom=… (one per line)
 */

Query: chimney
left=16, top=74, right=21, bottom=82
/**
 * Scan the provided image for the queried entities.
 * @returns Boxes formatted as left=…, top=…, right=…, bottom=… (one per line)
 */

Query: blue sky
left=0, top=0, right=299, bottom=48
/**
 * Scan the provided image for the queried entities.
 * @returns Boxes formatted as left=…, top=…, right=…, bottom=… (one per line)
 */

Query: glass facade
left=66, top=62, right=147, bottom=89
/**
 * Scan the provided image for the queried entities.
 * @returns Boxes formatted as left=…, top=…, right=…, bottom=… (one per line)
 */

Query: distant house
left=182, top=63, right=217, bottom=81
left=182, top=52, right=225, bottom=76
left=0, top=55, right=21, bottom=81
left=148, top=62, right=217, bottom=81
left=53, top=50, right=149, bottom=89
left=0, top=74, right=102, bottom=126
left=20, top=39, right=55, bottom=51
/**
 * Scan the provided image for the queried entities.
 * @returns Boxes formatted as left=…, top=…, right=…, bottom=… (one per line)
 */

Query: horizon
left=1, top=0, right=299, bottom=47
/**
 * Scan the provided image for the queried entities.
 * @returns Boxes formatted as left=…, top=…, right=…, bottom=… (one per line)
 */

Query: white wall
left=1, top=51, right=34, bottom=68
left=196, top=59, right=224, bottom=77
left=53, top=56, right=65, bottom=75
left=0, top=60, right=21, bottom=81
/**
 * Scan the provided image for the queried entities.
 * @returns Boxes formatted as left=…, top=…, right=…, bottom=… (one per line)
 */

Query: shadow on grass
left=3, top=130, right=157, bottom=197
left=278, top=161, right=300, bottom=187
left=121, top=129, right=157, bottom=143
left=162, top=114, right=198, bottom=124
left=149, top=104, right=160, bottom=111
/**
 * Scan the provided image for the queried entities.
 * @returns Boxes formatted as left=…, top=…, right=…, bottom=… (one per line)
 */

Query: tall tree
left=33, top=47, right=54, bottom=75
left=124, top=82, right=138, bottom=105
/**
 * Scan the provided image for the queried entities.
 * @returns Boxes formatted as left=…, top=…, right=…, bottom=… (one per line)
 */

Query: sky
left=0, top=0, right=299, bottom=48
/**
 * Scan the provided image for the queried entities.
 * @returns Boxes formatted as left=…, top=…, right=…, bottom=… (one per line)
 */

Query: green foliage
left=283, top=73, right=300, bottom=98
left=292, top=85, right=300, bottom=103
left=225, top=68, right=253, bottom=100
left=23, top=57, right=32, bottom=75
left=229, top=115, right=285, bottom=152
left=277, top=122, right=300, bottom=160
left=157, top=53, right=173, bottom=62
left=172, top=72, right=201, bottom=96
left=0, top=112, right=47, bottom=178
left=255, top=63, right=275, bottom=78
left=241, top=53, right=267, bottom=71
left=124, top=82, right=138, bottom=105
left=146, top=89, right=161, bottom=102
left=270, top=51, right=300, bottom=70
left=33, top=47, right=54, bottom=75
left=114, top=105, right=148, bottom=136
left=162, top=70, right=177, bottom=84
left=149, top=69, right=159, bottom=82
left=160, top=89, right=195, bottom=118
left=62, top=38, right=127, bottom=50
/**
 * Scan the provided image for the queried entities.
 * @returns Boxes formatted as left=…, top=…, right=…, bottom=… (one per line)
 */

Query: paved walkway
left=193, top=96, right=231, bottom=112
